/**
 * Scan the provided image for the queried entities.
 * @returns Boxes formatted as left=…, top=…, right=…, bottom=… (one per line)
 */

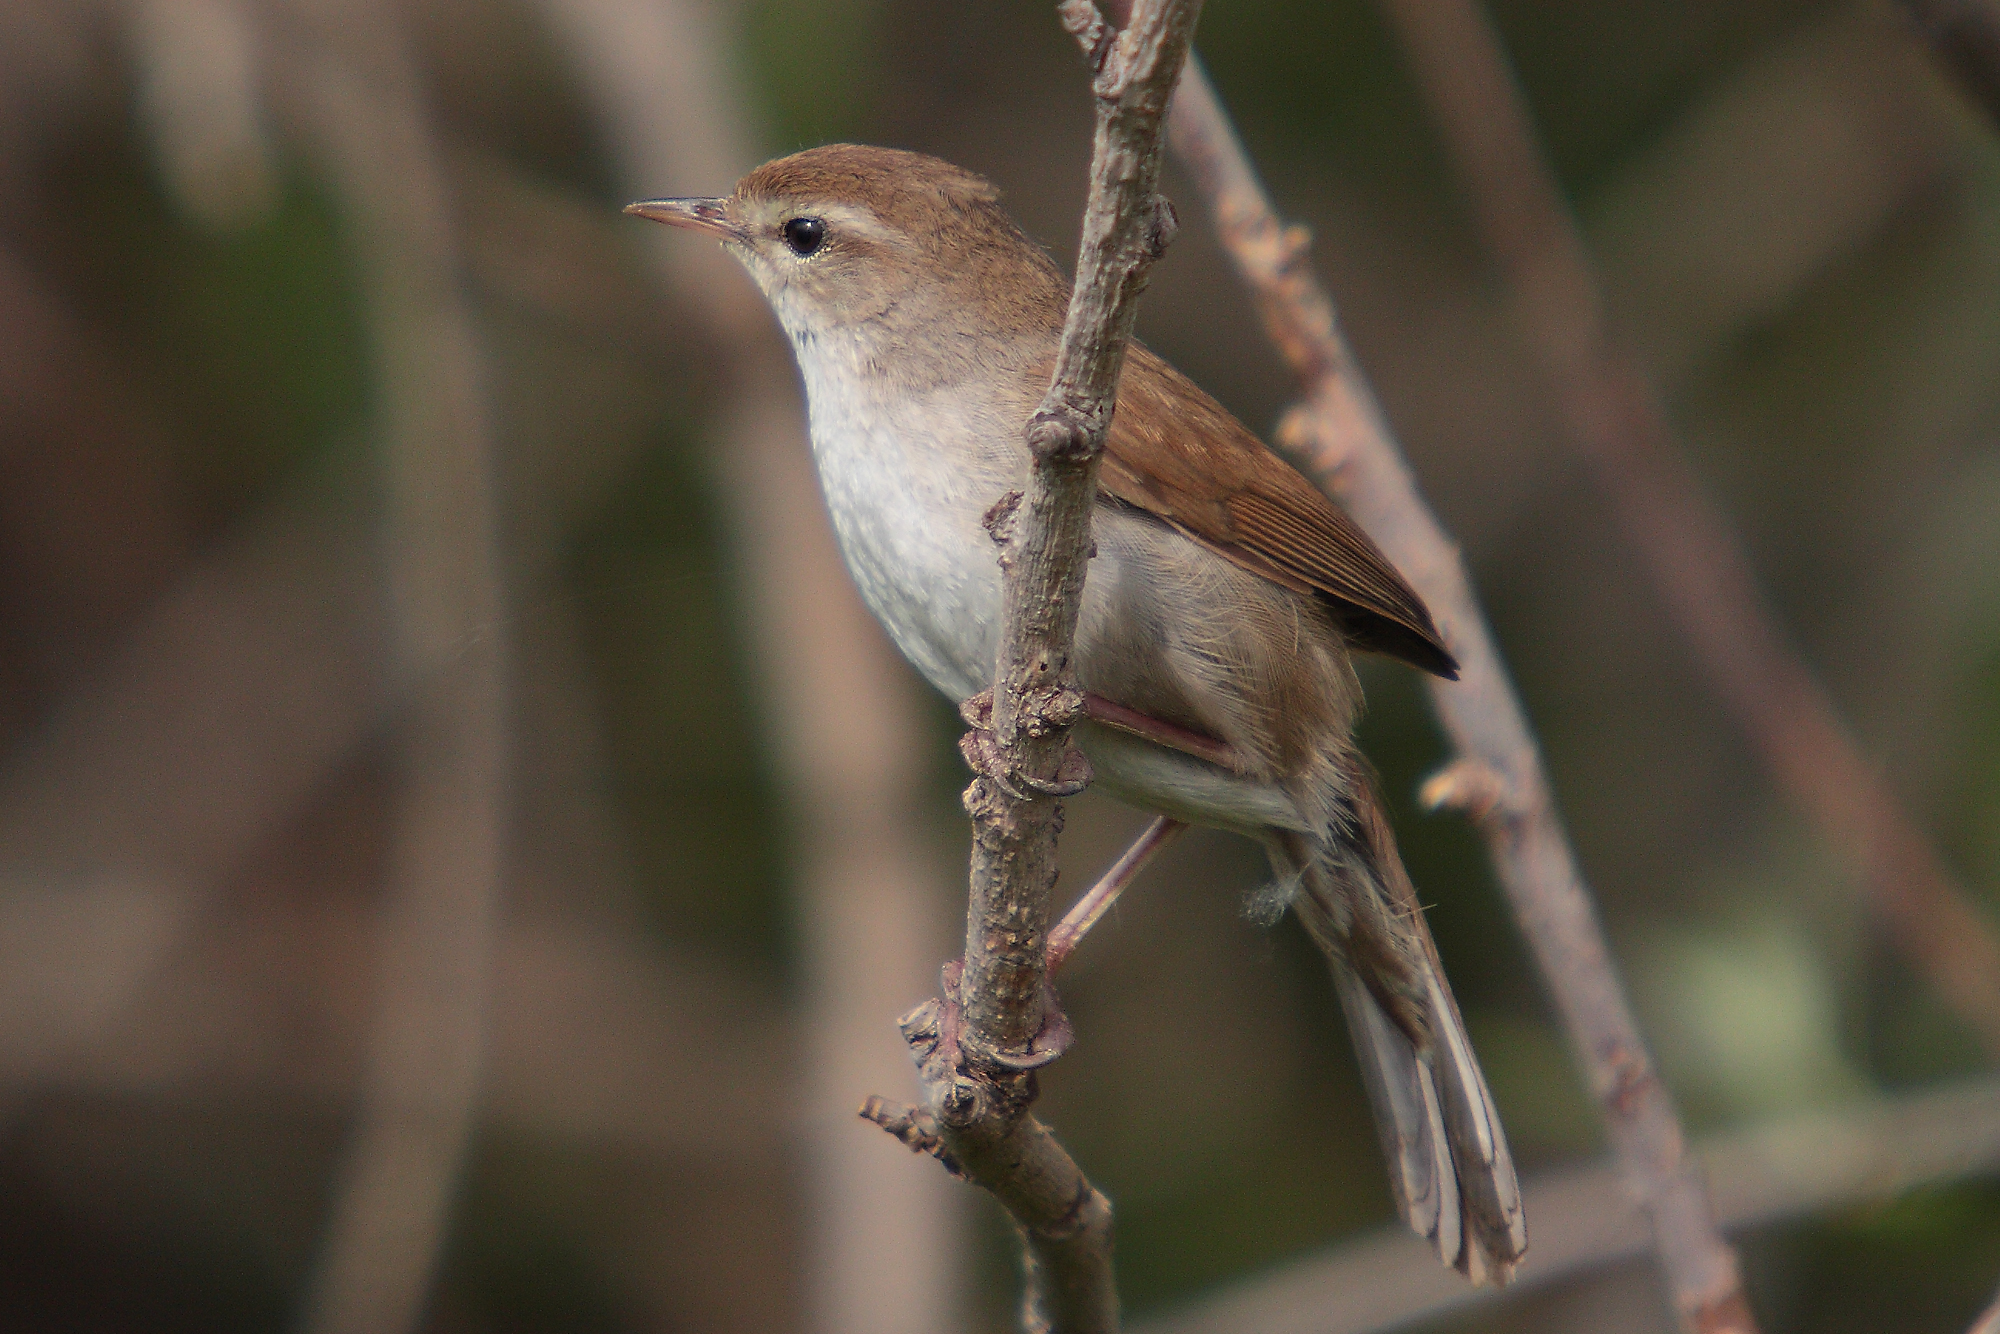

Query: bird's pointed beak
left=623, top=197, right=740, bottom=239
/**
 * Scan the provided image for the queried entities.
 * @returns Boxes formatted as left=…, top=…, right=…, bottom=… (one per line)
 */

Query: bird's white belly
left=803, top=374, right=1016, bottom=703
left=798, top=368, right=1311, bottom=839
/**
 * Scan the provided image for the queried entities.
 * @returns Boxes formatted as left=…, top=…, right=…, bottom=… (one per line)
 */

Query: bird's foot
left=899, top=959, right=1074, bottom=1082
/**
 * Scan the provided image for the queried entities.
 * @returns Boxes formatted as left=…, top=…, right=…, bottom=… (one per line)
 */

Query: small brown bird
left=629, top=144, right=1526, bottom=1282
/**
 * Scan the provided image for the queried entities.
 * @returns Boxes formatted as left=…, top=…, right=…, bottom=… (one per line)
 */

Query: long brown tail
left=1275, top=765, right=1527, bottom=1284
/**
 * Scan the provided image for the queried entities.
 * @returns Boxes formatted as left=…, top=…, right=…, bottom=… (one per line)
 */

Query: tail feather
left=1331, top=964, right=1454, bottom=1244
left=1419, top=946, right=1526, bottom=1278
left=1278, top=766, right=1527, bottom=1283
left=1416, top=1060, right=1467, bottom=1275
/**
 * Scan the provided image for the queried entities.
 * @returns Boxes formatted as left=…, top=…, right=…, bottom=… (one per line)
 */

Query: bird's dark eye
left=782, top=216, right=826, bottom=256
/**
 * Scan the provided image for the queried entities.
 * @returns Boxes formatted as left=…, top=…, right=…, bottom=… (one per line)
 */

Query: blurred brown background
left=0, top=0, right=1997, bottom=1331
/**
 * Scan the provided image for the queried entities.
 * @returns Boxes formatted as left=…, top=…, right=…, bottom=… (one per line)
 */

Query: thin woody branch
left=1135, top=33, right=1757, bottom=1334
left=1377, top=0, right=2000, bottom=1067
left=877, top=3, right=1203, bottom=1331
left=958, top=0, right=1197, bottom=1065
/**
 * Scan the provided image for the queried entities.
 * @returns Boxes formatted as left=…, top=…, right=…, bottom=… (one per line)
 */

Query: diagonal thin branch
left=1375, top=0, right=2000, bottom=1060
left=1143, top=33, right=1757, bottom=1334
left=879, top=4, right=1202, bottom=1331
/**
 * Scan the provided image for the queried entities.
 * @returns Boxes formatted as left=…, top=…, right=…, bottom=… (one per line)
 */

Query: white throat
left=788, top=319, right=1026, bottom=703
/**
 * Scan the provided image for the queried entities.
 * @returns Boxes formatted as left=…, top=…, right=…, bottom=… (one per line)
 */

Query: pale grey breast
left=797, top=340, right=1019, bottom=701
left=793, top=332, right=1314, bottom=836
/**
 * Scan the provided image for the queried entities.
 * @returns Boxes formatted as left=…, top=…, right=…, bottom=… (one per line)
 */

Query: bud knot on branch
left=857, top=1095, right=965, bottom=1179
left=892, top=963, right=1069, bottom=1126
left=1141, top=194, right=1179, bottom=259
left=1595, top=1038, right=1663, bottom=1122
left=959, top=690, right=1094, bottom=798
left=982, top=489, right=1025, bottom=545
left=1419, top=757, right=1514, bottom=824
left=1057, top=0, right=1116, bottom=76
left=1026, top=409, right=1100, bottom=463
left=864, top=4, right=1203, bottom=1330
left=1276, top=221, right=1313, bottom=271
left=1419, top=756, right=1550, bottom=831
left=1217, top=204, right=1312, bottom=283
left=1017, top=681, right=1089, bottom=739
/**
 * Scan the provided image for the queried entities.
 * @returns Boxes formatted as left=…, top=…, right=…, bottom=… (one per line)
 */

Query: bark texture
left=865, top=4, right=1204, bottom=1331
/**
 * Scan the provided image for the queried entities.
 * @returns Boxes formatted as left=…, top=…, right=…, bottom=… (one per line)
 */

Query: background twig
left=1970, top=1279, right=2000, bottom=1334
left=886, top=4, right=1201, bottom=1331
left=1375, top=0, right=2000, bottom=1060
left=1150, top=37, right=1757, bottom=1334
left=274, top=4, right=511, bottom=1333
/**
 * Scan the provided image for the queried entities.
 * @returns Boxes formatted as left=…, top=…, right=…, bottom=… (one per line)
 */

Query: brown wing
left=1099, top=345, right=1459, bottom=679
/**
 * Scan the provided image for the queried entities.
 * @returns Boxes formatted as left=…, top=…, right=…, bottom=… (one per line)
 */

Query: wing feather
left=1098, top=344, right=1458, bottom=678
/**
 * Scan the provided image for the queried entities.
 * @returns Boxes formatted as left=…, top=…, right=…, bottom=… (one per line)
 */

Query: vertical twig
left=956, top=0, right=1197, bottom=1069
left=533, top=2, right=966, bottom=1330
left=124, top=0, right=278, bottom=231
left=271, top=5, right=512, bottom=1333
left=1375, top=0, right=2000, bottom=1060
left=1146, top=38, right=1758, bottom=1334
left=864, top=4, right=1201, bottom=1331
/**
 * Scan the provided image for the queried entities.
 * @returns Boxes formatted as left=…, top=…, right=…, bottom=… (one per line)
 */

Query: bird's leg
left=1082, top=692, right=1248, bottom=773
left=915, top=813, right=1187, bottom=1079
left=1048, top=693, right=1247, bottom=972
left=926, top=693, right=1224, bottom=1073
left=1040, top=692, right=1243, bottom=970
left=920, top=814, right=1184, bottom=1082
left=1048, top=815, right=1187, bottom=972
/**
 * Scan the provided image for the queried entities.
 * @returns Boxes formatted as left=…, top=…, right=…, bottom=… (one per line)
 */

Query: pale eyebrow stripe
left=809, top=202, right=902, bottom=245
